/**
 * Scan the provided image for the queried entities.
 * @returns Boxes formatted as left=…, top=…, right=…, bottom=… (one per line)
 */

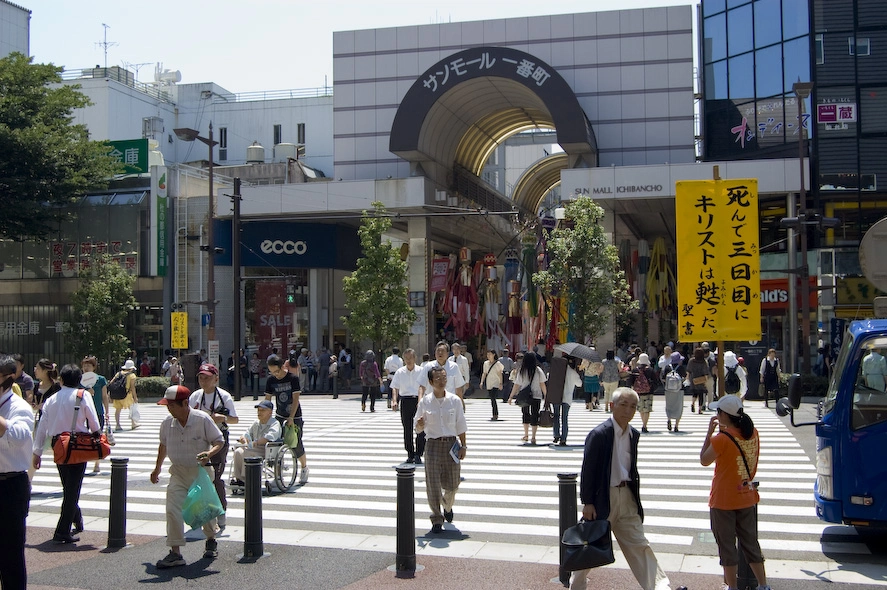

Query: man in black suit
left=571, top=387, right=686, bottom=590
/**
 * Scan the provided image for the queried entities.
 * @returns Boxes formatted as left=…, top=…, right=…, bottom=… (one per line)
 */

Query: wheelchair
left=229, top=441, right=299, bottom=495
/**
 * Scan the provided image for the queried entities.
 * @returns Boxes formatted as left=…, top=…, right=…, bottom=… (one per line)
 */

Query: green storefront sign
left=108, top=139, right=149, bottom=174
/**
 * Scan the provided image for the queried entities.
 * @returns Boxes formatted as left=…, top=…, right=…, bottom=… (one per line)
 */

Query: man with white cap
left=189, top=363, right=239, bottom=530
left=151, top=385, right=225, bottom=568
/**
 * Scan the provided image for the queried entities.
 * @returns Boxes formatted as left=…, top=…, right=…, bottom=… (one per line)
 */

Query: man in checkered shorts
left=414, top=366, right=467, bottom=534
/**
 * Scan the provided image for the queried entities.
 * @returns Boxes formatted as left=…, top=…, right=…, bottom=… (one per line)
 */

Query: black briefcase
left=561, top=519, right=615, bottom=571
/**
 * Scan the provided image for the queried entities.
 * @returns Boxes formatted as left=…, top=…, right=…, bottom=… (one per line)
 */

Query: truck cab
left=779, top=319, right=887, bottom=527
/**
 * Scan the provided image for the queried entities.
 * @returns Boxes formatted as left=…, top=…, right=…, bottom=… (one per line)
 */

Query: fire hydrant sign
left=171, top=312, right=188, bottom=350
left=675, top=179, right=762, bottom=341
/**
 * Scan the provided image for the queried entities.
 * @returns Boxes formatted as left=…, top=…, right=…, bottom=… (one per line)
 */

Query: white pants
left=166, top=463, right=217, bottom=548
left=602, top=381, right=619, bottom=410
left=232, top=446, right=265, bottom=481
left=570, top=486, right=671, bottom=590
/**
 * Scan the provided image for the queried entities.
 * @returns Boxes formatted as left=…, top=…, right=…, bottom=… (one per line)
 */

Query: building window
left=815, top=34, right=824, bottom=65
left=849, top=37, right=871, bottom=56
left=273, top=124, right=283, bottom=145
left=297, top=123, right=305, bottom=145
left=218, top=127, right=227, bottom=161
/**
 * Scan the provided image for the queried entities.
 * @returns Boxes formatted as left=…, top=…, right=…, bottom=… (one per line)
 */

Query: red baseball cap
left=198, top=363, right=219, bottom=376
left=158, top=385, right=191, bottom=405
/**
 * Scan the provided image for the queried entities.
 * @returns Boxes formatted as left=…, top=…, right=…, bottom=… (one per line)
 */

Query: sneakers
left=431, top=523, right=444, bottom=534
left=641, top=427, right=649, bottom=433
left=299, top=466, right=309, bottom=484
left=444, top=509, right=454, bottom=523
left=156, top=551, right=186, bottom=569
left=203, top=538, right=218, bottom=559
left=413, top=455, right=423, bottom=465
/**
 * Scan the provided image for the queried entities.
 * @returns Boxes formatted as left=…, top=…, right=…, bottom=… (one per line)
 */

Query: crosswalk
left=26, top=394, right=886, bottom=586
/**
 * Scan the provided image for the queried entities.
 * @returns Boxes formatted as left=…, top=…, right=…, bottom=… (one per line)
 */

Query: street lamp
left=174, top=124, right=219, bottom=364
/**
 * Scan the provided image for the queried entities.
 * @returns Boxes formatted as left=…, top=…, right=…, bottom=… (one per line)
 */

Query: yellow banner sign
left=171, top=312, right=188, bottom=350
left=675, top=179, right=762, bottom=341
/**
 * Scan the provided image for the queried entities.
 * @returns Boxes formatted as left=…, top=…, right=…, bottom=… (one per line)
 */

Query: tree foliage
left=342, top=202, right=417, bottom=353
left=65, top=255, right=136, bottom=370
left=0, top=53, right=120, bottom=240
left=535, top=196, right=639, bottom=344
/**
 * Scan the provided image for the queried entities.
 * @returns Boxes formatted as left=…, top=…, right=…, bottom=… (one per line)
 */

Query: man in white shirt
left=32, top=364, right=101, bottom=545
left=862, top=348, right=887, bottom=391
left=384, top=347, right=404, bottom=409
left=418, top=341, right=466, bottom=400
left=188, top=363, right=239, bottom=530
left=571, top=387, right=684, bottom=590
left=0, top=354, right=34, bottom=587
left=414, top=367, right=467, bottom=534
left=391, top=349, right=426, bottom=464
left=451, top=343, right=471, bottom=397
left=230, top=400, right=281, bottom=486
left=151, top=385, right=225, bottom=568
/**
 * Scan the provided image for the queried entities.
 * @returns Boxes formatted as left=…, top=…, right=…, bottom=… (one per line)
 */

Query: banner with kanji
left=675, top=179, right=761, bottom=341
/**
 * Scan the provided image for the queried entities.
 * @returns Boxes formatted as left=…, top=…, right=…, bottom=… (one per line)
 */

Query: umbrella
left=555, top=343, right=602, bottom=363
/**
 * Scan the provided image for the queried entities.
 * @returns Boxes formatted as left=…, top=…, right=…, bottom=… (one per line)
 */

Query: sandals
left=522, top=435, right=528, bottom=442
left=531, top=439, right=536, bottom=445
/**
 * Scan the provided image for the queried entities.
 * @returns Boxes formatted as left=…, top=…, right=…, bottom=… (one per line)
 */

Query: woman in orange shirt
left=700, top=395, right=770, bottom=590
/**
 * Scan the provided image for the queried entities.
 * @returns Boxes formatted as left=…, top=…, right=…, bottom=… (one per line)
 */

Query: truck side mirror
left=775, top=397, right=792, bottom=417
left=787, top=373, right=802, bottom=409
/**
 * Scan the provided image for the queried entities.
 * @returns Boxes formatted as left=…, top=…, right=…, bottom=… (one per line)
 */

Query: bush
left=136, top=376, right=170, bottom=397
left=801, top=374, right=829, bottom=397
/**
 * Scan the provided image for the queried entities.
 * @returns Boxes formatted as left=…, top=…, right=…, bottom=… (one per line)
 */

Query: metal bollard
left=333, top=373, right=338, bottom=399
left=243, top=457, right=264, bottom=558
left=557, top=473, right=579, bottom=588
left=107, top=457, right=129, bottom=548
left=395, top=464, right=416, bottom=576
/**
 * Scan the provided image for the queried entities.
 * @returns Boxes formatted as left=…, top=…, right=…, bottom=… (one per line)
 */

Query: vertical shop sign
left=151, top=165, right=168, bottom=276
left=675, top=179, right=761, bottom=341
left=170, top=312, right=188, bottom=349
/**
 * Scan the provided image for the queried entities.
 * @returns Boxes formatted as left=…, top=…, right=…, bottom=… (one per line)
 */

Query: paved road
left=26, top=393, right=887, bottom=588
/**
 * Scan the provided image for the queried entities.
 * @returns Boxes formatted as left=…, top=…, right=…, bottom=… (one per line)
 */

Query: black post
left=558, top=472, right=579, bottom=588
left=243, top=457, right=263, bottom=558
left=395, top=464, right=417, bottom=576
left=107, top=457, right=129, bottom=548
left=232, top=177, right=242, bottom=401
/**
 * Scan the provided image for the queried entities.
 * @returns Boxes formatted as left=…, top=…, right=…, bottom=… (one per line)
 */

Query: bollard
left=557, top=473, right=579, bottom=588
left=395, top=464, right=416, bottom=576
left=333, top=373, right=338, bottom=399
left=243, top=457, right=264, bottom=558
left=107, top=457, right=129, bottom=548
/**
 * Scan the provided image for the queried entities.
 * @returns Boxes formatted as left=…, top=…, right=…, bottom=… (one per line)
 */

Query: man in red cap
left=150, top=385, right=225, bottom=568
left=188, top=363, right=238, bottom=530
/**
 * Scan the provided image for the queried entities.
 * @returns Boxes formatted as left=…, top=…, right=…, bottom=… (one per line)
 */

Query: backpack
left=633, top=368, right=651, bottom=393
left=108, top=371, right=129, bottom=400
left=665, top=366, right=683, bottom=392
left=725, top=366, right=741, bottom=394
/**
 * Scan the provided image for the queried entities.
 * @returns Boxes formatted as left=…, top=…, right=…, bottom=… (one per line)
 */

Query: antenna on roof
left=96, top=23, right=118, bottom=68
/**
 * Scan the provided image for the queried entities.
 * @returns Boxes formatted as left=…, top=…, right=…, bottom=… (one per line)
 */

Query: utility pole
left=232, top=178, right=243, bottom=401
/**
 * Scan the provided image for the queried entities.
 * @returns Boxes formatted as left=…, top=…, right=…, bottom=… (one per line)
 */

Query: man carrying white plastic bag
left=150, top=385, right=225, bottom=568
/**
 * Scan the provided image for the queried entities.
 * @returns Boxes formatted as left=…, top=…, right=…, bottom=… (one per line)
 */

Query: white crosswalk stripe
left=27, top=395, right=884, bottom=585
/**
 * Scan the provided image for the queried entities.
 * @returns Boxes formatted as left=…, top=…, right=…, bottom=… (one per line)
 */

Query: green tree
left=0, top=53, right=120, bottom=240
left=65, top=255, right=136, bottom=369
left=535, top=196, right=638, bottom=344
left=342, top=201, right=417, bottom=354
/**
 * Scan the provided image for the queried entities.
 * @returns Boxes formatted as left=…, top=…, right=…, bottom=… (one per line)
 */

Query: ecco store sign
left=261, top=240, right=307, bottom=255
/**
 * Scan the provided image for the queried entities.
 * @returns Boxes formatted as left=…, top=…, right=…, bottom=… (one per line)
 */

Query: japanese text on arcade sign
left=675, top=179, right=761, bottom=341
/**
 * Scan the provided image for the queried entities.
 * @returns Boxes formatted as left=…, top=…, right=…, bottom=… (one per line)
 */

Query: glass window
left=849, top=37, right=871, bottom=56
left=754, top=0, right=782, bottom=48
left=728, top=4, right=754, bottom=56
left=861, top=88, right=887, bottom=134
left=705, top=60, right=729, bottom=99
left=704, top=0, right=726, bottom=17
left=852, top=336, right=887, bottom=430
left=784, top=37, right=811, bottom=93
left=815, top=34, right=824, bottom=64
left=728, top=0, right=752, bottom=7
left=729, top=53, right=754, bottom=100
left=704, top=14, right=727, bottom=62
left=273, top=124, right=282, bottom=145
left=782, top=0, right=809, bottom=39
left=755, top=45, right=783, bottom=97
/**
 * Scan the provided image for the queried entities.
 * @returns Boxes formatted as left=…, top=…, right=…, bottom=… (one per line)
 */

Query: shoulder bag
left=561, top=519, right=615, bottom=571
left=515, top=372, right=533, bottom=407
left=52, top=389, right=111, bottom=465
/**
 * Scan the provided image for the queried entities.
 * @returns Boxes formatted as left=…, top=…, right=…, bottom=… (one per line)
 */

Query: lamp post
left=793, top=81, right=814, bottom=374
left=174, top=124, right=219, bottom=365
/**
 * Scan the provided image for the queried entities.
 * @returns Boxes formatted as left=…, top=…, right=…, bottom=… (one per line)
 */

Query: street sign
left=171, top=312, right=188, bottom=349
left=675, top=178, right=762, bottom=341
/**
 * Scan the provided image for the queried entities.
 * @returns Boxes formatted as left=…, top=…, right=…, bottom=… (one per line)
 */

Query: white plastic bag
left=130, top=402, right=141, bottom=422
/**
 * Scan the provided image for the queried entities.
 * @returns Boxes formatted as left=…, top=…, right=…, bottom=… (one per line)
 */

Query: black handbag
left=561, top=519, right=615, bottom=571
left=515, top=385, right=533, bottom=407
left=538, top=408, right=554, bottom=428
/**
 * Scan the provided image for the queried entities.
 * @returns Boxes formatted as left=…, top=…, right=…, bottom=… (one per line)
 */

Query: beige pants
left=166, top=463, right=217, bottom=548
left=601, top=381, right=619, bottom=410
left=570, top=486, right=671, bottom=590
left=232, top=446, right=265, bottom=481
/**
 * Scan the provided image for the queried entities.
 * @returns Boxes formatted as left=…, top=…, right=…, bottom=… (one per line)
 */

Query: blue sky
left=27, top=0, right=693, bottom=94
